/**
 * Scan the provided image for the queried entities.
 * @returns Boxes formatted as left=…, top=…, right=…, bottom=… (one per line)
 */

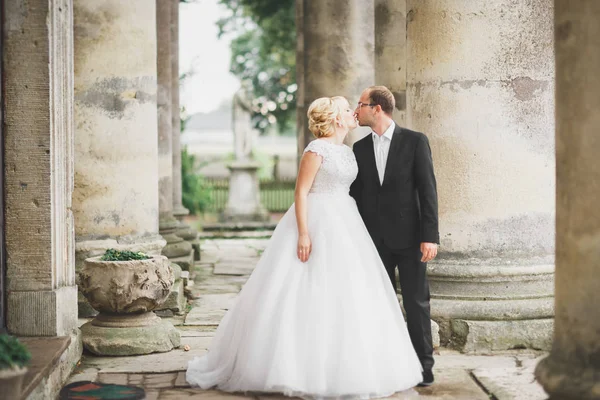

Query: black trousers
left=376, top=244, right=434, bottom=370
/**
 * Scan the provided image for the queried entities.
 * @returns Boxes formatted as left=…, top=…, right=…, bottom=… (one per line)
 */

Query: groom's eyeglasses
left=357, top=102, right=376, bottom=108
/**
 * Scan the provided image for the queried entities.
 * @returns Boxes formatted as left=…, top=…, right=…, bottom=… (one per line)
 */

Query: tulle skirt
left=187, top=193, right=423, bottom=399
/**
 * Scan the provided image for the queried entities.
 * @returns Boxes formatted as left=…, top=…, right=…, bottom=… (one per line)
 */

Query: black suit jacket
left=350, top=124, right=439, bottom=250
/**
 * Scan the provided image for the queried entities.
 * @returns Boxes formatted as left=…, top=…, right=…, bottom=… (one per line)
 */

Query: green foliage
left=0, top=334, right=31, bottom=370
left=217, top=0, right=296, bottom=134
left=100, top=249, right=151, bottom=261
left=181, top=147, right=213, bottom=215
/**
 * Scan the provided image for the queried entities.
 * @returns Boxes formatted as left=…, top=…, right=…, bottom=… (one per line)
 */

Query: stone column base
left=174, top=220, right=201, bottom=261
left=428, top=260, right=554, bottom=352
left=169, top=252, right=194, bottom=271
left=535, top=354, right=600, bottom=400
left=7, top=286, right=78, bottom=336
left=81, top=312, right=181, bottom=356
left=161, top=218, right=194, bottom=264
left=449, top=318, right=553, bottom=353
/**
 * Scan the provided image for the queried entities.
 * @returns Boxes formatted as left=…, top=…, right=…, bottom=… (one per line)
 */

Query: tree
left=217, top=0, right=296, bottom=135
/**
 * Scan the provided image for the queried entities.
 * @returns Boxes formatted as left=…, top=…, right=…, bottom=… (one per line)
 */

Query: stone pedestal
left=78, top=255, right=181, bottom=355
left=535, top=2, right=600, bottom=399
left=406, top=0, right=555, bottom=352
left=81, top=313, right=180, bottom=356
left=222, top=162, right=269, bottom=223
left=296, top=0, right=375, bottom=151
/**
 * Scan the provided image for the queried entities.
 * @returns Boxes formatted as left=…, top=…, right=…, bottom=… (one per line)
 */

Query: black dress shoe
left=418, top=369, right=434, bottom=387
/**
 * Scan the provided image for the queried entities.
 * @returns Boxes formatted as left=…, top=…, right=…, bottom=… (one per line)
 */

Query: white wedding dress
left=187, top=139, right=423, bottom=399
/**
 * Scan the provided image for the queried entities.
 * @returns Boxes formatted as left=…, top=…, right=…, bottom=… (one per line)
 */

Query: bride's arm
left=294, top=151, right=322, bottom=262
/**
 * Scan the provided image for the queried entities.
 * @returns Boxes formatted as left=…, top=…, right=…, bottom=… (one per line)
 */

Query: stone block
left=78, top=290, right=99, bottom=318
left=143, top=372, right=177, bottom=389
left=97, top=373, right=128, bottom=385
left=156, top=279, right=186, bottom=313
left=8, top=285, right=78, bottom=336
left=451, top=319, right=553, bottom=353
left=431, top=319, right=440, bottom=349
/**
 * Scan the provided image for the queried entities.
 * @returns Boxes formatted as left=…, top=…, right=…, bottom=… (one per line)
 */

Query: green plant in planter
left=100, top=249, right=151, bottom=261
left=0, top=334, right=31, bottom=370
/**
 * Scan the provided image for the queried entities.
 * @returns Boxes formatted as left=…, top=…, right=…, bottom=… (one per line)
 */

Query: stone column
left=535, top=2, right=600, bottom=398
left=375, top=0, right=407, bottom=125
left=156, top=0, right=193, bottom=270
left=296, top=0, right=375, bottom=153
left=73, top=0, right=180, bottom=353
left=73, top=0, right=166, bottom=316
left=4, top=0, right=78, bottom=338
left=171, top=0, right=200, bottom=261
left=406, top=0, right=555, bottom=352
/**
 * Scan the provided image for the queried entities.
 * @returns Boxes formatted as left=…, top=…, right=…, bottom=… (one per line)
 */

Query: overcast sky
left=179, top=0, right=240, bottom=115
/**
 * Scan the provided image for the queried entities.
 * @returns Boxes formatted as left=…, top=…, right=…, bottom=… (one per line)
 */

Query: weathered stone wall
left=406, top=0, right=555, bottom=351
left=4, top=0, right=78, bottom=336
left=72, top=0, right=164, bottom=263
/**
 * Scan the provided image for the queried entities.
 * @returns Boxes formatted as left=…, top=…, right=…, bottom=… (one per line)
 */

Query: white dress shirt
left=372, top=122, right=395, bottom=184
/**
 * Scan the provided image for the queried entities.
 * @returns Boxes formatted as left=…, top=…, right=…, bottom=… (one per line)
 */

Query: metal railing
left=204, top=178, right=296, bottom=213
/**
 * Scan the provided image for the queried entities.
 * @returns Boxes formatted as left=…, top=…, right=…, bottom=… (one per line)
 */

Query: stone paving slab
left=199, top=230, right=275, bottom=239
left=178, top=327, right=216, bottom=337
left=81, top=336, right=210, bottom=373
left=412, top=369, right=489, bottom=399
left=213, top=261, right=257, bottom=275
left=190, top=293, right=238, bottom=310
left=185, top=309, right=227, bottom=326
left=472, top=355, right=547, bottom=400
left=158, top=388, right=253, bottom=399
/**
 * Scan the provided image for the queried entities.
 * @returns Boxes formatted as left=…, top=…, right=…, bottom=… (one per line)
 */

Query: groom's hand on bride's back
left=420, top=242, right=438, bottom=263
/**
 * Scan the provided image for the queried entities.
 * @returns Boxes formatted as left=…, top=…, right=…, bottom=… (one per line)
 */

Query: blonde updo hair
left=307, top=96, right=346, bottom=138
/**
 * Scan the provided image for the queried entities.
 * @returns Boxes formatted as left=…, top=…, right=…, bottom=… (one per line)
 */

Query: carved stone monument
left=222, top=85, right=269, bottom=223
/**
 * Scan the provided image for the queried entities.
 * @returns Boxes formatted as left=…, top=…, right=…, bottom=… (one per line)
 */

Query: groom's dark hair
left=367, top=86, right=395, bottom=116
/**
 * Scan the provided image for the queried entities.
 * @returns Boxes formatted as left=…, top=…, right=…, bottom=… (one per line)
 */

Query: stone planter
left=0, top=367, right=27, bottom=400
left=78, top=255, right=181, bottom=356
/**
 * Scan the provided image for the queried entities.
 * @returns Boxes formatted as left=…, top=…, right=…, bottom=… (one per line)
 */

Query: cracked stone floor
left=69, top=238, right=549, bottom=400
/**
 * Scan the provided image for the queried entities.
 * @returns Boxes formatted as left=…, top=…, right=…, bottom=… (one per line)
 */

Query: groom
left=350, top=86, right=439, bottom=387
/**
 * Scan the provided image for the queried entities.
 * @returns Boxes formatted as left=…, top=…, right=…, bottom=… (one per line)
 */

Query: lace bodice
left=303, top=139, right=358, bottom=195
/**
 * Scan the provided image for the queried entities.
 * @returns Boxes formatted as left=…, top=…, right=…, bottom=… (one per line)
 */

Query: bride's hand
left=297, top=234, right=312, bottom=262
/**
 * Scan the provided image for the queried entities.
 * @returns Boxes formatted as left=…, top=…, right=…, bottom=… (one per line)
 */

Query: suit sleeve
left=414, top=135, right=440, bottom=244
left=349, top=146, right=362, bottom=213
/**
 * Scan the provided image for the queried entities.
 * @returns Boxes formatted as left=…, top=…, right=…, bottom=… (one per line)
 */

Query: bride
left=186, top=96, right=423, bottom=399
